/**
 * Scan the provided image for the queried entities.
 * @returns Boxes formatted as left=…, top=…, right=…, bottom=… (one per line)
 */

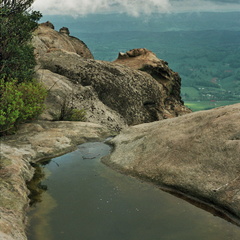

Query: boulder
left=39, top=21, right=54, bottom=29
left=114, top=48, right=183, bottom=107
left=103, top=103, right=240, bottom=222
left=59, top=27, right=70, bottom=35
left=36, top=68, right=127, bottom=132
left=32, top=21, right=94, bottom=60
left=37, top=49, right=190, bottom=130
left=32, top=24, right=190, bottom=131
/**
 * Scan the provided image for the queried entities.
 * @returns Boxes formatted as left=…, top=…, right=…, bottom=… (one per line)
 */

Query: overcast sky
left=32, top=0, right=240, bottom=16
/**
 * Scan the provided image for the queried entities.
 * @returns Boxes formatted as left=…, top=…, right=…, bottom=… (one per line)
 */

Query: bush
left=0, top=79, right=47, bottom=135
left=17, top=80, right=47, bottom=121
left=57, top=97, right=86, bottom=122
left=0, top=79, right=23, bottom=133
left=68, top=109, right=86, bottom=121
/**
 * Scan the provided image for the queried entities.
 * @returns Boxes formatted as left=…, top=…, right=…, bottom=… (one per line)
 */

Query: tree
left=0, top=0, right=46, bottom=135
left=0, top=0, right=42, bottom=82
left=0, top=0, right=34, bottom=14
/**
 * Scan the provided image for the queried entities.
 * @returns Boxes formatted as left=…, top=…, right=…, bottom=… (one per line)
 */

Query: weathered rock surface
left=114, top=48, right=183, bottom=111
left=37, top=49, right=190, bottom=130
left=32, top=22, right=94, bottom=60
left=32, top=22, right=190, bottom=131
left=103, top=103, right=240, bottom=223
left=0, top=121, right=111, bottom=240
left=36, top=68, right=128, bottom=132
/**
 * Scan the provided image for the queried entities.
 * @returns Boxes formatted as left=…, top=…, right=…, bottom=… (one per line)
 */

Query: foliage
left=0, top=1, right=47, bottom=135
left=0, top=79, right=47, bottom=135
left=17, top=80, right=47, bottom=121
left=69, top=109, right=86, bottom=121
left=27, top=162, right=48, bottom=206
left=0, top=79, right=23, bottom=133
left=0, top=0, right=34, bottom=14
left=0, top=2, right=42, bottom=82
left=57, top=97, right=86, bottom=122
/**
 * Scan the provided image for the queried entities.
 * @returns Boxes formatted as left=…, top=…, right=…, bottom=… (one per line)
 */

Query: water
left=28, top=142, right=240, bottom=240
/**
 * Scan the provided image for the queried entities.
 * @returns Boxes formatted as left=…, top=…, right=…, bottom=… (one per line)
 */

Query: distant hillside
left=40, top=12, right=240, bottom=108
left=41, top=12, right=240, bottom=33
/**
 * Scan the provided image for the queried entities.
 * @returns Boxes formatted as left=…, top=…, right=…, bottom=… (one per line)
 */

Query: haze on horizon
left=33, top=0, right=240, bottom=17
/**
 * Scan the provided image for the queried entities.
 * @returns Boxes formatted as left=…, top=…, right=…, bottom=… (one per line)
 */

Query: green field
left=181, top=87, right=200, bottom=100
left=184, top=101, right=240, bottom=112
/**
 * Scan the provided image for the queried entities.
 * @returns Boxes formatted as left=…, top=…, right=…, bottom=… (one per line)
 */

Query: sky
left=32, top=0, right=240, bottom=16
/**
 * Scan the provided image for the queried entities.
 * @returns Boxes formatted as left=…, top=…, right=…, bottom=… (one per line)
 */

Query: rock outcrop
left=0, top=121, right=111, bottom=240
left=33, top=24, right=190, bottom=131
left=36, top=68, right=128, bottom=132
left=37, top=50, right=190, bottom=130
left=114, top=48, right=183, bottom=112
left=103, top=103, right=240, bottom=223
left=32, top=21, right=94, bottom=60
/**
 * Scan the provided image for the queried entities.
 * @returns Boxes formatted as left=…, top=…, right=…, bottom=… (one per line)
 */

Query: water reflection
left=28, top=142, right=240, bottom=240
left=27, top=162, right=49, bottom=206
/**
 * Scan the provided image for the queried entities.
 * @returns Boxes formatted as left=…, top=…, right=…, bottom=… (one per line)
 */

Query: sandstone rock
left=0, top=121, right=111, bottom=240
left=37, top=49, right=190, bottom=130
left=32, top=22, right=94, bottom=60
left=114, top=48, right=184, bottom=108
left=0, top=232, right=14, bottom=240
left=32, top=25, right=190, bottom=130
left=103, top=103, right=240, bottom=222
left=39, top=21, right=54, bottom=29
left=36, top=69, right=127, bottom=132
left=59, top=27, right=70, bottom=35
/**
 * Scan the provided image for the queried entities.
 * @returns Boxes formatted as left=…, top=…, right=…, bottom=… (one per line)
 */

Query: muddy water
left=28, top=142, right=240, bottom=240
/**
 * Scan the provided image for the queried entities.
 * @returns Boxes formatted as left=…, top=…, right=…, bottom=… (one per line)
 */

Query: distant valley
left=41, top=12, right=240, bottom=110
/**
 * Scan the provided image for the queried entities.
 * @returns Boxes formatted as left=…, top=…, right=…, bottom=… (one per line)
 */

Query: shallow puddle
left=27, top=142, right=240, bottom=240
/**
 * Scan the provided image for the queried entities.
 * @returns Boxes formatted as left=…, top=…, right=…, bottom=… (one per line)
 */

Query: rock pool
left=27, top=142, right=240, bottom=240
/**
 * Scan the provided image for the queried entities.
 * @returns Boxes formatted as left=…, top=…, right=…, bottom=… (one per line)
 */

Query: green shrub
left=68, top=109, right=86, bottom=121
left=56, top=97, right=86, bottom=122
left=0, top=79, right=24, bottom=133
left=17, top=80, right=47, bottom=121
left=0, top=79, right=47, bottom=135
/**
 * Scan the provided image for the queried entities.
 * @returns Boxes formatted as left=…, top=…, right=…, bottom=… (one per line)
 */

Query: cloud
left=32, top=0, right=240, bottom=16
left=32, top=0, right=170, bottom=16
left=170, top=0, right=240, bottom=12
left=209, top=0, right=240, bottom=2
